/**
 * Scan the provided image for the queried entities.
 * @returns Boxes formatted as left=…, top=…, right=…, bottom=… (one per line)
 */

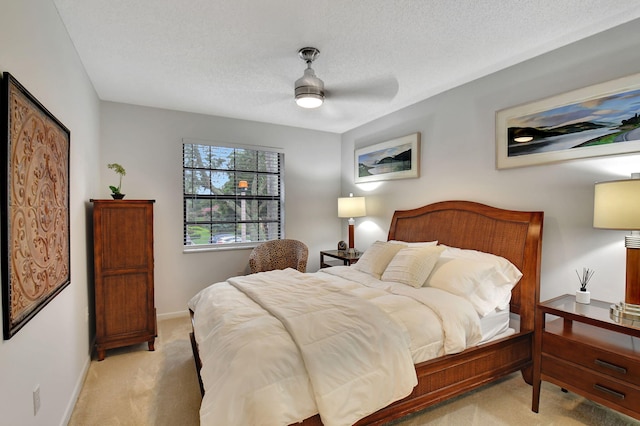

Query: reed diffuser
left=575, top=267, right=594, bottom=304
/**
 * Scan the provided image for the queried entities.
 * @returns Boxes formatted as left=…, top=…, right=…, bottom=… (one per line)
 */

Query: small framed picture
left=355, top=133, right=420, bottom=183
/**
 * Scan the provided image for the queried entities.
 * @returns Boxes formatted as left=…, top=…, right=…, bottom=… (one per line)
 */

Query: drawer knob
left=593, top=384, right=625, bottom=400
left=594, top=359, right=627, bottom=374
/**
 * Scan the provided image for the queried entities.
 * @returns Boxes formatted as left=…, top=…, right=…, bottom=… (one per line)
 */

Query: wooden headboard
left=388, top=200, right=544, bottom=332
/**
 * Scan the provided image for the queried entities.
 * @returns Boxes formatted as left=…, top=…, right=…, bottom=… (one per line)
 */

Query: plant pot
left=576, top=289, right=590, bottom=304
left=111, top=193, right=125, bottom=200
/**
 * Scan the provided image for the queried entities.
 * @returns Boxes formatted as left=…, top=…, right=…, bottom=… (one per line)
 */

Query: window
left=183, top=140, right=284, bottom=248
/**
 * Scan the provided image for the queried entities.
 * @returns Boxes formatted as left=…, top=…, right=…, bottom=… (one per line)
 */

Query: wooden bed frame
left=190, top=200, right=544, bottom=425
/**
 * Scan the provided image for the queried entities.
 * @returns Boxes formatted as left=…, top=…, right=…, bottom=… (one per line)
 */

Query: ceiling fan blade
left=326, top=75, right=399, bottom=102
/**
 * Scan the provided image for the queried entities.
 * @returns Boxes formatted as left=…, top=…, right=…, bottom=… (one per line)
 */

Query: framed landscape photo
left=1, top=72, right=71, bottom=339
left=496, top=72, right=640, bottom=169
left=355, top=133, right=420, bottom=183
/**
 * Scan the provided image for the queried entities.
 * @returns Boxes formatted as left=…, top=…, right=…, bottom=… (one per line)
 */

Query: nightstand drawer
left=542, top=354, right=640, bottom=413
left=543, top=321, right=640, bottom=384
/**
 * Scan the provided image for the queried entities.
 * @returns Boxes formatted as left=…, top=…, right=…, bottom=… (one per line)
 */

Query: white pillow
left=388, top=240, right=438, bottom=247
left=352, top=241, right=405, bottom=279
left=381, top=245, right=445, bottom=288
left=425, top=257, right=515, bottom=317
left=440, top=245, right=522, bottom=285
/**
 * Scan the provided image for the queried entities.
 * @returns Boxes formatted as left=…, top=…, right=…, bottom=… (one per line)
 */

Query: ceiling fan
left=293, top=46, right=399, bottom=110
left=294, top=47, right=325, bottom=109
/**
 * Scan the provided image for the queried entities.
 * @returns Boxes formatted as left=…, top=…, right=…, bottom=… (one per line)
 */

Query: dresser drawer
left=542, top=354, right=640, bottom=413
left=543, top=322, right=640, bottom=384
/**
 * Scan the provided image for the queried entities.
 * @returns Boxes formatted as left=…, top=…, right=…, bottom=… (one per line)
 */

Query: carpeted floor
left=69, top=315, right=639, bottom=425
left=69, top=315, right=202, bottom=426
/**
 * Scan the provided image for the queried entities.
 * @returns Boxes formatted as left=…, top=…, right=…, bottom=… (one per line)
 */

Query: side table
left=532, top=294, right=640, bottom=421
left=320, top=250, right=361, bottom=268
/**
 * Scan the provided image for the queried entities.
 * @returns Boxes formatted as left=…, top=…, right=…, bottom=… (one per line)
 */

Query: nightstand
left=320, top=250, right=361, bottom=268
left=532, top=294, right=640, bottom=421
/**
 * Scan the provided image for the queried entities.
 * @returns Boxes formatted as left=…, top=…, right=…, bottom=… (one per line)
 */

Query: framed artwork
left=496, top=72, right=640, bottom=169
left=1, top=72, right=70, bottom=339
left=355, top=132, right=420, bottom=183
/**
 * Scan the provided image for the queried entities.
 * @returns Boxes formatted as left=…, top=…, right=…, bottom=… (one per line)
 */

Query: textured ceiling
left=52, top=0, right=640, bottom=133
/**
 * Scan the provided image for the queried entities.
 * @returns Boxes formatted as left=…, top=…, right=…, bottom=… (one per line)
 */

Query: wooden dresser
left=90, top=199, right=156, bottom=361
left=532, top=294, right=640, bottom=421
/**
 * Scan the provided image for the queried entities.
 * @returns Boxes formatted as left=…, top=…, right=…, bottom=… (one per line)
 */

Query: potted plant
left=107, top=163, right=126, bottom=199
left=575, top=267, right=594, bottom=304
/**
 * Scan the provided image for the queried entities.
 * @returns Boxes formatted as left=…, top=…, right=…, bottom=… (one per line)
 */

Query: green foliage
left=107, top=163, right=126, bottom=193
left=107, top=163, right=126, bottom=176
left=583, top=133, right=617, bottom=146
left=187, top=225, right=210, bottom=245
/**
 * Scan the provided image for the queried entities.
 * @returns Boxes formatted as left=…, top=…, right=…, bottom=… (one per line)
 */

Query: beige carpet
left=69, top=315, right=639, bottom=425
left=69, top=315, right=201, bottom=426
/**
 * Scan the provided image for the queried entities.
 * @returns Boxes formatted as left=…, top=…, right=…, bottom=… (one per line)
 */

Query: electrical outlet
left=33, top=385, right=41, bottom=415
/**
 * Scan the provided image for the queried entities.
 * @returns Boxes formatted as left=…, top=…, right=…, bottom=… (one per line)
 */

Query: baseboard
left=59, top=353, right=91, bottom=426
left=157, top=310, right=190, bottom=321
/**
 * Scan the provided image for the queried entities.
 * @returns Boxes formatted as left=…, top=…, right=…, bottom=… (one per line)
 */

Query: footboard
left=297, top=330, right=532, bottom=426
left=357, top=331, right=533, bottom=424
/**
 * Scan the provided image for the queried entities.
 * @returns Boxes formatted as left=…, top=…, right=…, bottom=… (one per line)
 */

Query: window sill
left=183, top=243, right=257, bottom=253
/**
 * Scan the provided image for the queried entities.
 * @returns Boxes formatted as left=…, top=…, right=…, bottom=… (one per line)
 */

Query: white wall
left=0, top=0, right=101, bottom=425
left=341, top=19, right=640, bottom=304
left=99, top=102, right=342, bottom=315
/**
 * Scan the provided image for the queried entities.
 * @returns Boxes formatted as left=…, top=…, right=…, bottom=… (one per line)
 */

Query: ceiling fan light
left=294, top=77, right=324, bottom=108
left=295, top=81, right=324, bottom=107
left=296, top=93, right=324, bottom=108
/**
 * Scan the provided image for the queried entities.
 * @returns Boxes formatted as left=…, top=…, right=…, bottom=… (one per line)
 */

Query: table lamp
left=338, top=193, right=366, bottom=255
left=593, top=173, right=640, bottom=326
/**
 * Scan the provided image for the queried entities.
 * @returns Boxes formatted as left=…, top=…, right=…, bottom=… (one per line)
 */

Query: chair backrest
left=249, top=239, right=309, bottom=273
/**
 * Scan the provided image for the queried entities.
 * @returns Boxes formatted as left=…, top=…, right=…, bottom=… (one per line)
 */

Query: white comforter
left=188, top=267, right=481, bottom=426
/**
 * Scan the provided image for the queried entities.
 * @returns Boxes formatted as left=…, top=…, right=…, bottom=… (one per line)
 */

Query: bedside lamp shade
left=594, top=177, right=640, bottom=233
left=594, top=173, right=640, bottom=325
left=338, top=195, right=366, bottom=219
left=338, top=193, right=366, bottom=254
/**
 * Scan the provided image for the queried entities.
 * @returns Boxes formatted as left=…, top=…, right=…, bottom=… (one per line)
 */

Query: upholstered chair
left=249, top=239, right=309, bottom=273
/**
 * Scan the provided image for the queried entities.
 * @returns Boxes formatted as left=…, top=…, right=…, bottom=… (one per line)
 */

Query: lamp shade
left=338, top=196, right=366, bottom=218
left=594, top=178, right=640, bottom=230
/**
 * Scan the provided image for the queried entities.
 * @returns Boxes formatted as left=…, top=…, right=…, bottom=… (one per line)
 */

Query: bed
left=188, top=200, right=544, bottom=425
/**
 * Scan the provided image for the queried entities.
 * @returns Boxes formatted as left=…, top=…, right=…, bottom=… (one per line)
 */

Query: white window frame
left=182, top=138, right=284, bottom=252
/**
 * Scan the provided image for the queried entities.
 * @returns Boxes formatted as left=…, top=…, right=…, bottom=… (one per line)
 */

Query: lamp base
left=610, top=302, right=640, bottom=328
